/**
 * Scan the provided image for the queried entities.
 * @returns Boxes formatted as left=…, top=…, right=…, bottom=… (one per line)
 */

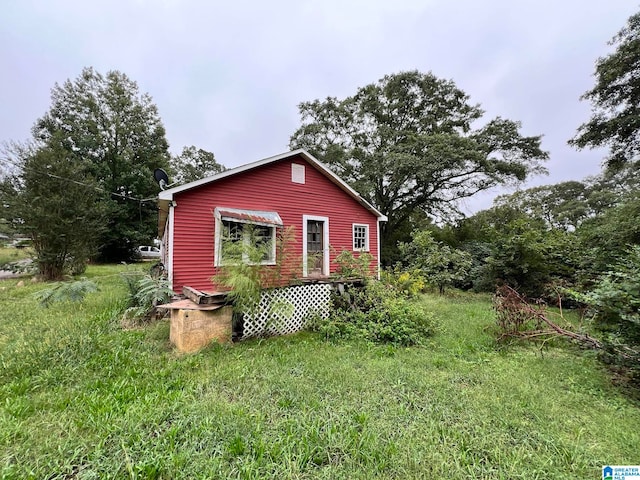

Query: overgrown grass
left=1, top=267, right=638, bottom=478
left=0, top=246, right=31, bottom=268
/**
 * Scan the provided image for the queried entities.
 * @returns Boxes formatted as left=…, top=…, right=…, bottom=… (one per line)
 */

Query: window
left=214, top=207, right=282, bottom=266
left=353, top=224, right=369, bottom=252
left=220, top=220, right=245, bottom=263
left=220, top=221, right=275, bottom=265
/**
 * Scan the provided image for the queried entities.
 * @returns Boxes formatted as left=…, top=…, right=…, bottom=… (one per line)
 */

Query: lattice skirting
left=240, top=283, right=332, bottom=340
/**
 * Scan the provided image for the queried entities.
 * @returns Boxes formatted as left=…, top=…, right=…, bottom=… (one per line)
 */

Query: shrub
left=399, top=230, right=472, bottom=294
left=217, top=225, right=299, bottom=317
left=121, top=273, right=173, bottom=324
left=332, top=250, right=375, bottom=280
left=567, top=246, right=640, bottom=385
left=311, top=280, right=438, bottom=346
left=381, top=268, right=426, bottom=298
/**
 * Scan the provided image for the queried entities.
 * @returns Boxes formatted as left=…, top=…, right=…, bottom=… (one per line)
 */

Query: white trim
left=214, top=210, right=222, bottom=268
left=352, top=223, right=370, bottom=252
left=214, top=209, right=277, bottom=267
left=159, top=149, right=386, bottom=220
left=167, top=202, right=175, bottom=290
left=376, top=220, right=381, bottom=280
left=302, top=215, right=330, bottom=277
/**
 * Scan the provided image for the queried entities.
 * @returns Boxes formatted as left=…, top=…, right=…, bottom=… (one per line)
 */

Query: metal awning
left=215, top=207, right=283, bottom=227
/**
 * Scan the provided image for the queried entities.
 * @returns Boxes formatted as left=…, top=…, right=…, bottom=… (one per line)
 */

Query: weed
left=312, top=280, right=438, bottom=346
left=121, top=273, right=173, bottom=325
left=0, top=267, right=638, bottom=478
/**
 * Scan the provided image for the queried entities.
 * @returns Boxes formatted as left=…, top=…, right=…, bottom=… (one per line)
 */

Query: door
left=307, top=219, right=324, bottom=277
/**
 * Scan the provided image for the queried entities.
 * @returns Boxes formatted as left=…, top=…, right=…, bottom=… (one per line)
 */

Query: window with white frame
left=215, top=208, right=281, bottom=266
left=352, top=224, right=369, bottom=252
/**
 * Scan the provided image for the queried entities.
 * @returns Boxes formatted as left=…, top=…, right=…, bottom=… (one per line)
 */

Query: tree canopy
left=33, top=67, right=171, bottom=262
left=0, top=140, right=105, bottom=279
left=289, top=70, right=548, bottom=263
left=571, top=10, right=640, bottom=168
left=493, top=181, right=591, bottom=231
left=491, top=161, right=640, bottom=233
left=169, top=146, right=225, bottom=184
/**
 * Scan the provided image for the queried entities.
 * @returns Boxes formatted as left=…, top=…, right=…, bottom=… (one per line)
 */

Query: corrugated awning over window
left=215, top=207, right=283, bottom=227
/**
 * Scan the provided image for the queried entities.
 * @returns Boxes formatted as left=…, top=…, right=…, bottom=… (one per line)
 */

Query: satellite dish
left=154, top=168, right=171, bottom=190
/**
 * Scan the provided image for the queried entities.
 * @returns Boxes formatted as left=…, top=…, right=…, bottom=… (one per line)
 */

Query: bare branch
left=493, top=285, right=603, bottom=350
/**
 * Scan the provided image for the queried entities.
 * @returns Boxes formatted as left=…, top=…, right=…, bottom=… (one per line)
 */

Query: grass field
left=0, top=246, right=31, bottom=269
left=1, top=265, right=639, bottom=479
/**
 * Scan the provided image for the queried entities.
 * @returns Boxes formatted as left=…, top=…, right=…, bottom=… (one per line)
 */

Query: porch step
left=182, top=286, right=229, bottom=305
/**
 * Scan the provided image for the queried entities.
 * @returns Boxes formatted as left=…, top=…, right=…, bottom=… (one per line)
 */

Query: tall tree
left=1, top=140, right=105, bottom=279
left=570, top=10, right=640, bottom=168
left=492, top=163, right=640, bottom=232
left=290, top=71, right=548, bottom=263
left=493, top=181, right=591, bottom=231
left=577, top=193, right=640, bottom=276
left=33, top=67, right=170, bottom=261
left=169, top=146, right=225, bottom=184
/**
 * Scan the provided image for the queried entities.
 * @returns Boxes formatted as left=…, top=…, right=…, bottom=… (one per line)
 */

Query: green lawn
left=1, top=265, right=638, bottom=479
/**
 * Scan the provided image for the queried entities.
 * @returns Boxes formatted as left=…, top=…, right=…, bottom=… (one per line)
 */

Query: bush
left=398, top=230, right=472, bottom=294
left=332, top=249, right=375, bottom=280
left=121, top=273, right=173, bottom=324
left=567, top=245, right=640, bottom=386
left=381, top=268, right=426, bottom=298
left=311, top=280, right=438, bottom=346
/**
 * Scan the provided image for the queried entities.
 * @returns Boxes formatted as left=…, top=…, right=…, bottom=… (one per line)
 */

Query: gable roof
left=158, top=149, right=386, bottom=237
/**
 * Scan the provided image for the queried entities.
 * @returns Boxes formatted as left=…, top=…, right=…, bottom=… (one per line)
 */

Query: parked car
left=137, top=245, right=160, bottom=259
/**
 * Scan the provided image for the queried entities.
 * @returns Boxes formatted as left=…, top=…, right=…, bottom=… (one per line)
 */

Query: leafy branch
left=34, top=278, right=99, bottom=308
left=121, top=273, right=173, bottom=324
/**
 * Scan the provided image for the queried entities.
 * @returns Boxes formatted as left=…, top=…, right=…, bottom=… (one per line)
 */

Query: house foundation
left=159, top=281, right=360, bottom=351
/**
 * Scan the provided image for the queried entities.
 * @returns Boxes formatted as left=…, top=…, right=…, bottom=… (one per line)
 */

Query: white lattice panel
left=241, top=283, right=331, bottom=339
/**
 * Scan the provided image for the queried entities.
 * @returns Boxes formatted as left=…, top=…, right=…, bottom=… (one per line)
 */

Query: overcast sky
left=1, top=1, right=636, bottom=212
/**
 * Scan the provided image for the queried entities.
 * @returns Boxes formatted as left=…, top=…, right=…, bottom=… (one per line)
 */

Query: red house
left=157, top=149, right=387, bottom=294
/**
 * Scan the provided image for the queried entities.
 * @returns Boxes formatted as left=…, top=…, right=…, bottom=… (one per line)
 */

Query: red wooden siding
left=170, top=154, right=379, bottom=293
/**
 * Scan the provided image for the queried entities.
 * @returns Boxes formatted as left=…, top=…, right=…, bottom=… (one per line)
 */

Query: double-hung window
left=215, top=207, right=282, bottom=266
left=352, top=224, right=369, bottom=252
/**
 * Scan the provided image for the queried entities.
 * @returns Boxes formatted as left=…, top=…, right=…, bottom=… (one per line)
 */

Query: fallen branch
left=494, top=285, right=602, bottom=350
